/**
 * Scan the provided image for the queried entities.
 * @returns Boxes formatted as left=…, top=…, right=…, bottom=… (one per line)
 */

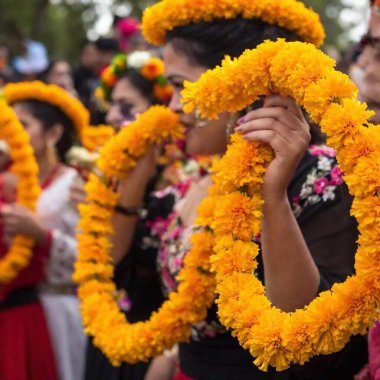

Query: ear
left=46, top=123, right=64, bottom=147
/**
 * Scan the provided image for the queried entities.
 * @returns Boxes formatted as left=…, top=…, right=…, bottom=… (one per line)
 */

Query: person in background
left=352, top=0, right=380, bottom=124
left=95, top=37, right=120, bottom=72
left=42, top=59, right=77, bottom=97
left=74, top=40, right=100, bottom=117
left=112, top=16, right=151, bottom=53
left=354, top=3, right=380, bottom=379
left=80, top=51, right=176, bottom=380
left=1, top=83, right=88, bottom=380
left=0, top=42, right=14, bottom=84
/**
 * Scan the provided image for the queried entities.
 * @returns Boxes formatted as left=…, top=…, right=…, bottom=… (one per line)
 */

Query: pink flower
left=309, top=145, right=336, bottom=158
left=146, top=216, right=171, bottom=236
left=118, top=295, right=132, bottom=312
left=117, top=18, right=139, bottom=37
left=314, top=177, right=329, bottom=194
left=330, top=165, right=343, bottom=186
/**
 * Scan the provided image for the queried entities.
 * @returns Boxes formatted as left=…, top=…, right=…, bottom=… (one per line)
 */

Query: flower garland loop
left=181, top=39, right=380, bottom=371
left=0, top=100, right=41, bottom=284
left=73, top=105, right=217, bottom=365
left=142, top=0, right=325, bottom=48
left=3, top=81, right=110, bottom=152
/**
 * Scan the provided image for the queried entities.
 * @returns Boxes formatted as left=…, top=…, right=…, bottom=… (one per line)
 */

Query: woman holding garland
left=106, top=1, right=366, bottom=379
left=0, top=82, right=86, bottom=380
left=82, top=51, right=188, bottom=380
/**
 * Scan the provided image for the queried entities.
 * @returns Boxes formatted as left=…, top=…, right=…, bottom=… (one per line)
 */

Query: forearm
left=261, top=193, right=320, bottom=312
left=111, top=179, right=146, bottom=265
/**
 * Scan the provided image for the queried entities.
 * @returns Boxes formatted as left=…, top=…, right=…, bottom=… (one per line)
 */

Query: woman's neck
left=37, top=154, right=60, bottom=185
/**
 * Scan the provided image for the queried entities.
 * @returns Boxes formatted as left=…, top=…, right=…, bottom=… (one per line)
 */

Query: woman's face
left=48, top=61, right=73, bottom=91
left=354, top=12, right=380, bottom=123
left=164, top=42, right=231, bottom=156
left=106, top=77, right=151, bottom=131
left=13, top=103, right=48, bottom=159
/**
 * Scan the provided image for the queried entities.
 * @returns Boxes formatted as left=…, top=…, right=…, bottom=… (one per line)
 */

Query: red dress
left=0, top=175, right=58, bottom=380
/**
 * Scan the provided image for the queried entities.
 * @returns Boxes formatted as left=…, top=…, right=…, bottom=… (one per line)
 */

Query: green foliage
left=303, top=0, right=357, bottom=50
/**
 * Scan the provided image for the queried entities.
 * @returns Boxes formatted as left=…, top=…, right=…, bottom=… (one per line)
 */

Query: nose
left=169, top=90, right=183, bottom=113
left=106, top=105, right=123, bottom=130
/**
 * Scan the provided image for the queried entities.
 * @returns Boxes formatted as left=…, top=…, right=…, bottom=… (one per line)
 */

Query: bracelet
left=114, top=204, right=143, bottom=217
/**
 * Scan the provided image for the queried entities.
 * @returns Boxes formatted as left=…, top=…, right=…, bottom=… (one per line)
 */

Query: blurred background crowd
left=0, top=0, right=372, bottom=126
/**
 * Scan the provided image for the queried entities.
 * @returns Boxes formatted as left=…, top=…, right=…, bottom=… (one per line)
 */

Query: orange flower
left=141, top=58, right=165, bottom=80
left=0, top=101, right=41, bottom=284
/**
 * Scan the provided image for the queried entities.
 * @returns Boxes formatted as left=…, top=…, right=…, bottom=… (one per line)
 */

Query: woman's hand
left=144, top=353, right=177, bottom=380
left=236, top=95, right=311, bottom=201
left=0, top=204, right=49, bottom=245
left=118, top=146, right=157, bottom=204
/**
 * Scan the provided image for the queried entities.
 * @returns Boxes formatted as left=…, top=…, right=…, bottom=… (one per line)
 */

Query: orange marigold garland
left=142, top=0, right=325, bottom=47
left=182, top=39, right=380, bottom=371
left=73, top=106, right=217, bottom=364
left=0, top=100, right=41, bottom=284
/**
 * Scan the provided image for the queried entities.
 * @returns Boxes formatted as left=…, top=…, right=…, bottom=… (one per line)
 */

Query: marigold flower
left=142, top=0, right=325, bottom=47
left=0, top=101, right=41, bottom=284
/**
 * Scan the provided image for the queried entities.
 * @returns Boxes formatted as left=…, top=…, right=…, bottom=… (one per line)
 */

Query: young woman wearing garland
left=0, top=84, right=85, bottom=380
left=117, top=1, right=365, bottom=379
left=83, top=51, right=196, bottom=380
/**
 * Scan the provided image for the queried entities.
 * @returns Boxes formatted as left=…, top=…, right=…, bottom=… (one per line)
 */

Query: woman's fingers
left=236, top=115, right=310, bottom=147
left=243, top=128, right=309, bottom=157
left=237, top=106, right=308, bottom=133
left=237, top=118, right=293, bottom=144
left=243, top=130, right=289, bottom=153
left=263, top=95, right=306, bottom=121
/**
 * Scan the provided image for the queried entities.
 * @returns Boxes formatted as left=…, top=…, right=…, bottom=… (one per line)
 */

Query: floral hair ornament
left=182, top=38, right=380, bottom=371
left=142, top=0, right=325, bottom=47
left=117, top=18, right=140, bottom=52
left=95, top=51, right=173, bottom=107
left=0, top=98, right=41, bottom=284
left=3, top=81, right=113, bottom=152
left=4, top=81, right=89, bottom=138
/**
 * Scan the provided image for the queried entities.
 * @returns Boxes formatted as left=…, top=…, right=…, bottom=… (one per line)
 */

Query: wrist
left=262, top=188, right=289, bottom=205
left=117, top=179, right=148, bottom=206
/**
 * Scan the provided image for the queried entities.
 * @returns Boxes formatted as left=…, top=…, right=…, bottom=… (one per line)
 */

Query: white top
left=37, top=167, right=79, bottom=286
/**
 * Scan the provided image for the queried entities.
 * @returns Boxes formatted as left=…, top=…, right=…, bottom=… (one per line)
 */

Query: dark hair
left=117, top=70, right=159, bottom=105
left=95, top=38, right=119, bottom=53
left=17, top=100, right=76, bottom=162
left=167, top=18, right=325, bottom=143
left=167, top=18, right=300, bottom=68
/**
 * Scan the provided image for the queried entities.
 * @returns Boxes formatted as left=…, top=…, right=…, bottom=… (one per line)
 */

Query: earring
left=47, top=143, right=58, bottom=165
left=195, top=109, right=209, bottom=129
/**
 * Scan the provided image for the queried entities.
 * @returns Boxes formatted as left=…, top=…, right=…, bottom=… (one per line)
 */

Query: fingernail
left=237, top=117, right=245, bottom=125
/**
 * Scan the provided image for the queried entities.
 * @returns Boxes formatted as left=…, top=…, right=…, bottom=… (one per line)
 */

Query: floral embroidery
left=292, top=145, right=343, bottom=217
